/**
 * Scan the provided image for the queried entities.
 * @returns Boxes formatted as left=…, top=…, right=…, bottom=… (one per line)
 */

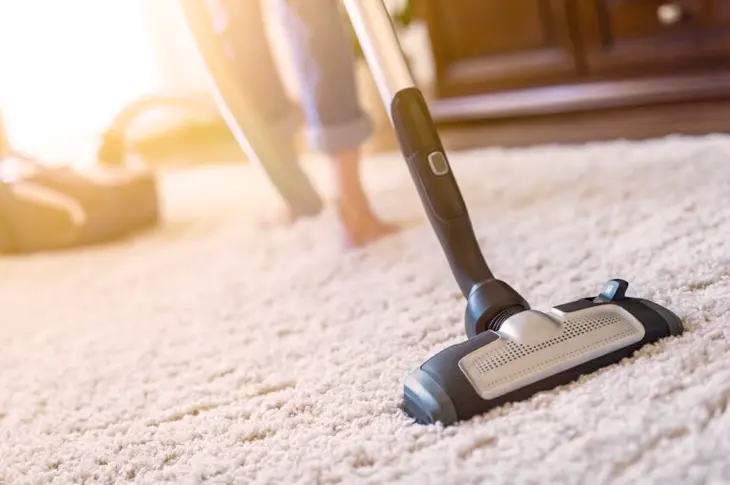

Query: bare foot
left=259, top=208, right=298, bottom=229
left=327, top=148, right=400, bottom=247
left=336, top=196, right=400, bottom=248
left=258, top=187, right=324, bottom=229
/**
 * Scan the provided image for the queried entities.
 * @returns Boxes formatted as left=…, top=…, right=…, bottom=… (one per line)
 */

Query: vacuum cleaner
left=342, top=0, right=684, bottom=426
left=0, top=117, right=158, bottom=254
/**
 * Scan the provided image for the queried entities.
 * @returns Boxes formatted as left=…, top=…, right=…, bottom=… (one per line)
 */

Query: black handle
left=391, top=88, right=493, bottom=297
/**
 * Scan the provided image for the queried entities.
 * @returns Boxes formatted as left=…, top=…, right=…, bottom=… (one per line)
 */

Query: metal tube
left=342, top=0, right=416, bottom=119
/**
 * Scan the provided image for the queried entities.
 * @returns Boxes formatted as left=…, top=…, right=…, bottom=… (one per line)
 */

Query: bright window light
left=0, top=0, right=165, bottom=162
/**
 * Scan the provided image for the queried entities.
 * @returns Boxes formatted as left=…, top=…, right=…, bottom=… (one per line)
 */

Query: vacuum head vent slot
left=459, top=306, right=645, bottom=400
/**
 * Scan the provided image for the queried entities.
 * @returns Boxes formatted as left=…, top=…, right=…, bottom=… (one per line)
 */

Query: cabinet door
left=419, top=0, right=581, bottom=98
left=576, top=0, right=730, bottom=77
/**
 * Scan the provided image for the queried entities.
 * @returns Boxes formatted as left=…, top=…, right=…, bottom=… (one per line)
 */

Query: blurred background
left=0, top=0, right=432, bottom=166
left=0, top=0, right=163, bottom=162
left=2, top=0, right=730, bottom=165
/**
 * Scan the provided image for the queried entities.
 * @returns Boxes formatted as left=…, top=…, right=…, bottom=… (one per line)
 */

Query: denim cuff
left=304, top=113, right=374, bottom=154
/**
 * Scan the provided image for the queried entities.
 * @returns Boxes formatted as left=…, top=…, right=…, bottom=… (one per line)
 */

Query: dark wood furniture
left=417, top=0, right=730, bottom=123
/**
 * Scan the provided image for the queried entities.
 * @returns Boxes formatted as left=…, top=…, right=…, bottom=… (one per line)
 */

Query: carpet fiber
left=2, top=135, right=730, bottom=485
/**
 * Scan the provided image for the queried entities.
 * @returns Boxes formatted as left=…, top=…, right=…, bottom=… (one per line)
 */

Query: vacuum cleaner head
left=404, top=279, right=683, bottom=425
left=343, top=0, right=683, bottom=426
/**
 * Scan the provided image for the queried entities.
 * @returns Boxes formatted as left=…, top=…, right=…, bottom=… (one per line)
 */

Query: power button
left=428, top=151, right=450, bottom=176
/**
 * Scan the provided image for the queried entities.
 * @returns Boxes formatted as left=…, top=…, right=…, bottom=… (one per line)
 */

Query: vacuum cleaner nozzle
left=465, top=279, right=530, bottom=338
left=404, top=281, right=683, bottom=426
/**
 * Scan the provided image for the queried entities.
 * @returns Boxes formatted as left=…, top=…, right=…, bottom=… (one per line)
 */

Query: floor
left=436, top=100, right=730, bottom=151
left=1, top=134, right=729, bottom=484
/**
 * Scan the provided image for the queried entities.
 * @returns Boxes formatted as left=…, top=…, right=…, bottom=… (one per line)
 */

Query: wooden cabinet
left=578, top=0, right=730, bottom=75
left=424, top=0, right=580, bottom=96
left=417, top=0, right=730, bottom=122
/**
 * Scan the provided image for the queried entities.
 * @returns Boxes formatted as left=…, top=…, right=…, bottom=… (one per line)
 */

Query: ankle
left=328, top=149, right=369, bottom=203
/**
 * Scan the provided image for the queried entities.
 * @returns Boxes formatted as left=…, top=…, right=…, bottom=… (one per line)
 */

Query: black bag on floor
left=0, top=154, right=159, bottom=253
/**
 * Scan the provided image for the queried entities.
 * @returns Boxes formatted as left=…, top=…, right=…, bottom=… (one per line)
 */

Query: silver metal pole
left=342, top=0, right=416, bottom=119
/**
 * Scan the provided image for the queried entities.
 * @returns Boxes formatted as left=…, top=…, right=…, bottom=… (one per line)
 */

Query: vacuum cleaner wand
left=393, top=89, right=496, bottom=297
left=343, top=0, right=528, bottom=337
left=344, top=0, right=490, bottom=296
left=343, top=0, right=683, bottom=426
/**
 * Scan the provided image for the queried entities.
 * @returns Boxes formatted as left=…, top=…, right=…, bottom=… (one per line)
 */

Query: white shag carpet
left=1, top=135, right=730, bottom=485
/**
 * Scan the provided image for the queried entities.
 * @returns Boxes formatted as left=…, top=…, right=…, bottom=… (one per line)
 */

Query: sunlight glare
left=0, top=0, right=166, bottom=161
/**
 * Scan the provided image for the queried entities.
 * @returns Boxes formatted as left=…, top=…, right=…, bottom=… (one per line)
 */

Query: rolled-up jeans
left=201, top=0, right=373, bottom=209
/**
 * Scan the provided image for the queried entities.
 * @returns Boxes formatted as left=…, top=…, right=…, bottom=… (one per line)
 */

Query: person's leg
left=272, top=0, right=398, bottom=247
left=185, top=0, right=322, bottom=221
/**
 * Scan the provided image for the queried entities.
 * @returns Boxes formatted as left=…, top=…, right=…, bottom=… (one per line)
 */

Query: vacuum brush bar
left=343, top=0, right=494, bottom=297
